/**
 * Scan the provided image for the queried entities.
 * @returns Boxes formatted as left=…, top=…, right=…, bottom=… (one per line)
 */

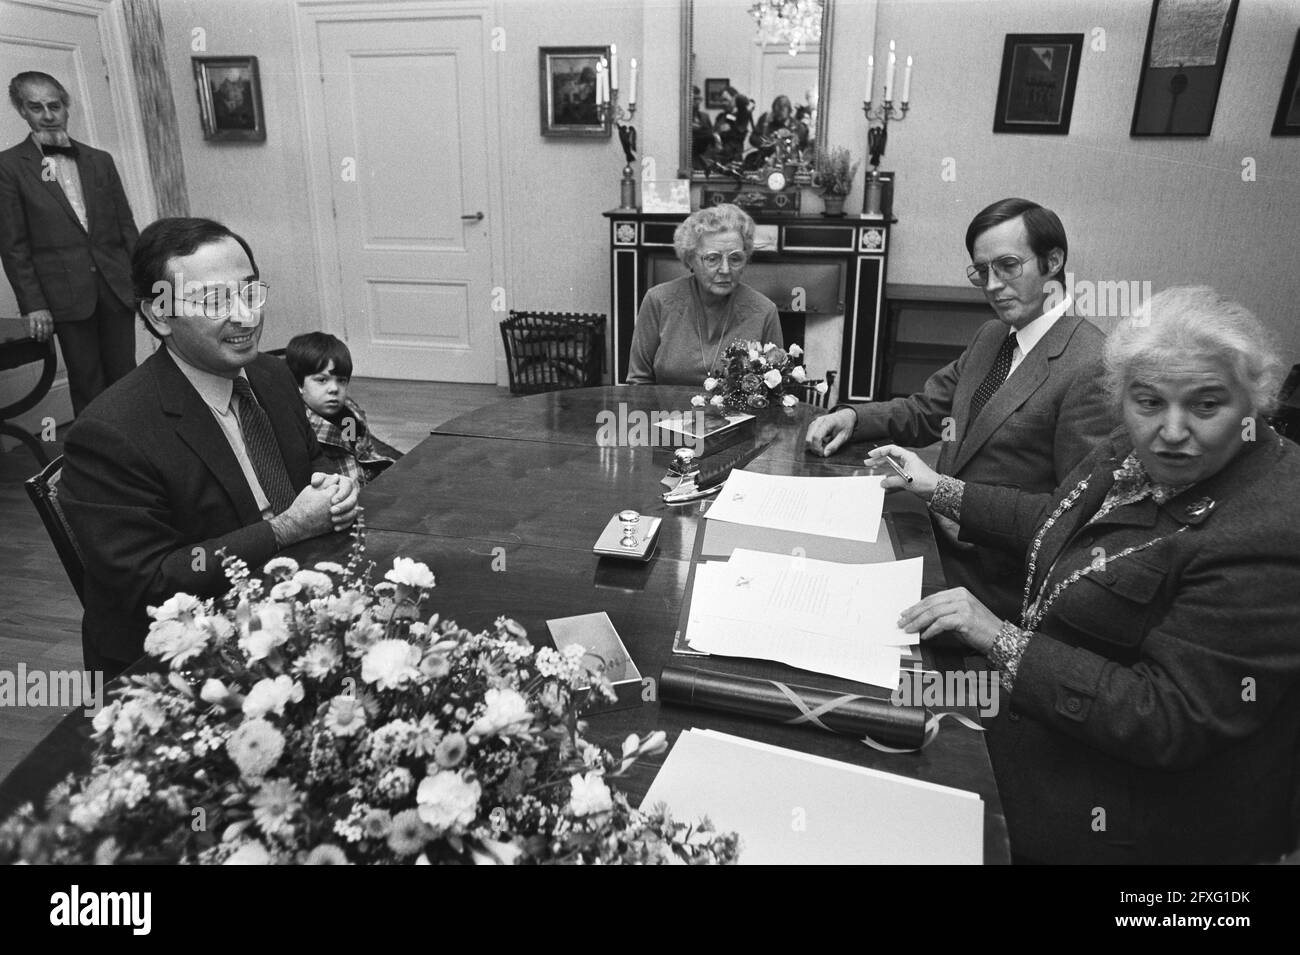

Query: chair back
left=500, top=311, right=606, bottom=395
left=802, top=369, right=837, bottom=409
left=24, top=455, right=85, bottom=604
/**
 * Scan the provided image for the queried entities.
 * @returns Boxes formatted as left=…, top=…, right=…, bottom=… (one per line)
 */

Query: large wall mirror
left=678, top=0, right=834, bottom=179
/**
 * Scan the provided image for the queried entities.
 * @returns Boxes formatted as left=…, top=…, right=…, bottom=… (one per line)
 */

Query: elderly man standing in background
left=0, top=71, right=139, bottom=415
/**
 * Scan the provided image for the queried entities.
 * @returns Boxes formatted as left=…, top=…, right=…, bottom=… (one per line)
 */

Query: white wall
left=867, top=0, right=1300, bottom=358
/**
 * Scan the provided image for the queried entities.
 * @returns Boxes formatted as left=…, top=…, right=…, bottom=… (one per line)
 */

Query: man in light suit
left=0, top=71, right=139, bottom=415
left=61, top=218, right=359, bottom=679
left=805, top=197, right=1112, bottom=618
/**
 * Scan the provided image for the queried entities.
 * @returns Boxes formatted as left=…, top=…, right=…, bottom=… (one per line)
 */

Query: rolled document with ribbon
left=659, top=666, right=927, bottom=750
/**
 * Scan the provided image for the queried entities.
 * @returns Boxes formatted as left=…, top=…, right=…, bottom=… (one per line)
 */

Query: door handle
left=461, top=211, right=484, bottom=222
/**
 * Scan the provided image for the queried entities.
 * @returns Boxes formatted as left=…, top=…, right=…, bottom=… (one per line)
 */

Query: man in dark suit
left=0, top=71, right=139, bottom=415
left=60, top=217, right=359, bottom=679
left=805, top=198, right=1112, bottom=618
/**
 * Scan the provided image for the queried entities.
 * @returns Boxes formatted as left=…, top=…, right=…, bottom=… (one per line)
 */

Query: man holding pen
left=805, top=198, right=1111, bottom=617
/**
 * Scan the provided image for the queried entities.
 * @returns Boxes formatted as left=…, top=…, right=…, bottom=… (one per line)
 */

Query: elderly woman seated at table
left=871, top=286, right=1300, bottom=865
left=626, top=203, right=783, bottom=386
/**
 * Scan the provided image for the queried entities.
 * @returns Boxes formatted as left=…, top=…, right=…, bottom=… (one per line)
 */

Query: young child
left=284, top=332, right=399, bottom=486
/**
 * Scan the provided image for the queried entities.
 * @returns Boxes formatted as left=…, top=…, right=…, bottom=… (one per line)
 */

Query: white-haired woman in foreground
left=873, top=286, right=1300, bottom=864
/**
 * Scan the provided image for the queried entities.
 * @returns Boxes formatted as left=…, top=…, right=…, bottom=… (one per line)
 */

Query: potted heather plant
left=814, top=145, right=860, bottom=216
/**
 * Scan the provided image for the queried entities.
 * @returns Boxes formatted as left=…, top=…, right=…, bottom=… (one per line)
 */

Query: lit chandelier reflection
left=749, top=0, right=823, bottom=57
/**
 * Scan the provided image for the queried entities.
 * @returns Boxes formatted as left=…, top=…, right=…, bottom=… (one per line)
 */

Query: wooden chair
left=500, top=311, right=606, bottom=395
left=802, top=369, right=837, bottom=409
left=24, top=455, right=85, bottom=604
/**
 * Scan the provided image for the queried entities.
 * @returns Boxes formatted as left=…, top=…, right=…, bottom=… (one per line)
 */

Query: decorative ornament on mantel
left=597, top=46, right=640, bottom=210
left=749, top=0, right=823, bottom=57
left=862, top=39, right=914, bottom=218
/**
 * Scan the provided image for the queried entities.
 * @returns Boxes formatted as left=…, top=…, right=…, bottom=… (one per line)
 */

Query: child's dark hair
left=285, top=332, right=353, bottom=384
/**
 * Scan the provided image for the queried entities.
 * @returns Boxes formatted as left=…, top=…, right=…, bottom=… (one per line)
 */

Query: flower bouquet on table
left=0, top=520, right=739, bottom=865
left=694, top=340, right=825, bottom=413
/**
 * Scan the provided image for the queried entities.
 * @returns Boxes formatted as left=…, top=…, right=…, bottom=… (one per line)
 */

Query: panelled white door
left=310, top=11, right=496, bottom=381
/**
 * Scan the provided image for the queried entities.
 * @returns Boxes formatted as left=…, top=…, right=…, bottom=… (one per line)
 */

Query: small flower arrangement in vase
left=813, top=146, right=860, bottom=217
left=693, top=340, right=825, bottom=413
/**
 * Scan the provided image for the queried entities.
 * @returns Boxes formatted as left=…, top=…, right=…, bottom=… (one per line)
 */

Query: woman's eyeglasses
left=698, top=251, right=748, bottom=271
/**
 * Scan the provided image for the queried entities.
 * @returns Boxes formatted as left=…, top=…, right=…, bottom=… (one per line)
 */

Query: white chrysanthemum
left=295, top=642, right=341, bottom=680
left=147, top=592, right=202, bottom=623
left=226, top=718, right=285, bottom=778
left=269, top=581, right=301, bottom=601
left=242, top=675, right=304, bottom=719
left=292, top=569, right=334, bottom=596
left=264, top=556, right=299, bottom=575
left=763, top=369, right=782, bottom=389
left=304, top=844, right=350, bottom=865
left=325, top=589, right=367, bottom=623
left=469, top=687, right=532, bottom=737
left=323, top=695, right=366, bottom=737
left=384, top=557, right=436, bottom=590
left=361, top=639, right=422, bottom=690
left=313, top=561, right=346, bottom=575
left=251, top=779, right=301, bottom=837
left=416, top=771, right=482, bottom=834
left=568, top=771, right=613, bottom=817
left=239, top=603, right=290, bottom=662
left=224, top=841, right=272, bottom=865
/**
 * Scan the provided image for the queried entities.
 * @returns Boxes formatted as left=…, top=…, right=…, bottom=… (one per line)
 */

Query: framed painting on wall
left=193, top=56, right=265, bottom=142
left=1131, top=0, right=1239, bottom=137
left=539, top=46, right=611, bottom=138
left=992, top=34, right=1084, bottom=134
left=1273, top=28, right=1300, bottom=136
left=704, top=78, right=731, bottom=110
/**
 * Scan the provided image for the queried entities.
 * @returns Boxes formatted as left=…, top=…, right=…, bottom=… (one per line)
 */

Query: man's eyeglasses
left=698, top=251, right=748, bottom=271
left=176, top=280, right=270, bottom=319
left=966, top=255, right=1034, bottom=287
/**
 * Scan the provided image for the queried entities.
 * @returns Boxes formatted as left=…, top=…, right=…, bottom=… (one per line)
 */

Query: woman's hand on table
left=865, top=444, right=941, bottom=500
left=898, top=588, right=1003, bottom=655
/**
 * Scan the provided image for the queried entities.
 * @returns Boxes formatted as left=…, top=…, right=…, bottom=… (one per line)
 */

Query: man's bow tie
left=40, top=144, right=78, bottom=158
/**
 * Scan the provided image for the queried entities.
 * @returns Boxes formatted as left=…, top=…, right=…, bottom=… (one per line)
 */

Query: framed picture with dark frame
left=1273, top=28, right=1300, bottom=136
left=1131, top=0, right=1238, bottom=137
left=192, top=56, right=265, bottom=142
left=993, top=34, right=1083, bottom=134
left=704, top=78, right=731, bottom=110
left=538, top=46, right=611, bottom=138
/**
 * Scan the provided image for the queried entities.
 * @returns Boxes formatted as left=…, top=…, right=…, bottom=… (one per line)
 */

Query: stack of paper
left=704, top=469, right=887, bottom=543
left=642, top=729, right=983, bottom=864
left=684, top=549, right=923, bottom=689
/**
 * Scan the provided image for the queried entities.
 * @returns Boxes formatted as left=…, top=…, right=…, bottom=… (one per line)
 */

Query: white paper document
left=704, top=469, right=886, bottom=543
left=683, top=550, right=924, bottom=688
left=642, top=729, right=984, bottom=864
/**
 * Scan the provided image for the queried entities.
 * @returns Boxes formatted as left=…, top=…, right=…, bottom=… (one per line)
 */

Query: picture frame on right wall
left=1273, top=28, right=1300, bottom=136
left=1131, top=0, right=1239, bottom=137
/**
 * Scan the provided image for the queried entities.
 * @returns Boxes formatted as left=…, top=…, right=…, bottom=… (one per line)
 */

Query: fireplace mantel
left=604, top=211, right=891, bottom=402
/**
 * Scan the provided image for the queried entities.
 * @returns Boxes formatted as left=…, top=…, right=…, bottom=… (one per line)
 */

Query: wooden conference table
left=0, top=385, right=1010, bottom=863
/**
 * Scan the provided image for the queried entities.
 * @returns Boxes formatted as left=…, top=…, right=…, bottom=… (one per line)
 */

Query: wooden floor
left=0, top=378, right=510, bottom=783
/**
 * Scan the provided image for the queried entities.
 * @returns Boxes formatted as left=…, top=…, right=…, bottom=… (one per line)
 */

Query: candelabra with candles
left=595, top=47, right=639, bottom=210
left=861, top=40, right=913, bottom=217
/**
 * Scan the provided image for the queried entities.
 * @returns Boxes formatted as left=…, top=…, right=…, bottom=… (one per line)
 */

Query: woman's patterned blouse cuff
left=987, top=621, right=1032, bottom=694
